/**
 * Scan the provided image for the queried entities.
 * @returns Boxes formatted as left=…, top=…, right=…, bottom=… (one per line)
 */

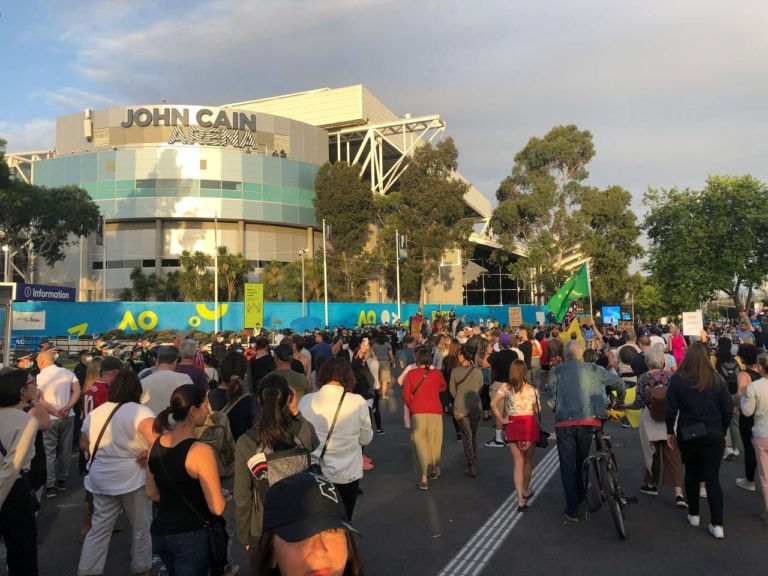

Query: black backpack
left=719, top=362, right=740, bottom=395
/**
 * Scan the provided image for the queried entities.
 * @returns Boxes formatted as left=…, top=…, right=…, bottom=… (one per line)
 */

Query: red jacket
left=403, top=368, right=446, bottom=415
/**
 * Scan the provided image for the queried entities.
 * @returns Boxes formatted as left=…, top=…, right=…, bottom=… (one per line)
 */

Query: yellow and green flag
left=546, top=263, right=589, bottom=322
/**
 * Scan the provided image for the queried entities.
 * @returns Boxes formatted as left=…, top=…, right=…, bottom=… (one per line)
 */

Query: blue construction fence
left=6, top=301, right=547, bottom=338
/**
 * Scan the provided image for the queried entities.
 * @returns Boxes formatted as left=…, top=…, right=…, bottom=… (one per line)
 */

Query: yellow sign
left=508, top=307, right=523, bottom=327
left=244, top=283, right=264, bottom=328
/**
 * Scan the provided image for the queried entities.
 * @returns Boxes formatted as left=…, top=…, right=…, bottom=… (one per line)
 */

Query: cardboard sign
left=682, top=310, right=703, bottom=337
left=508, top=307, right=523, bottom=327
left=410, top=316, right=423, bottom=340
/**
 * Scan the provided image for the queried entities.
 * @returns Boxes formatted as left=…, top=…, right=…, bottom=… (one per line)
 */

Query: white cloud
left=35, top=88, right=118, bottom=110
left=0, top=119, right=56, bottom=153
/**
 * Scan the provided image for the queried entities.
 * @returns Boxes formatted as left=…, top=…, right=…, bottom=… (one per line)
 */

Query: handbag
left=87, top=403, right=124, bottom=473
left=309, top=391, right=347, bottom=475
left=679, top=383, right=713, bottom=442
left=156, top=442, right=229, bottom=569
left=403, top=370, right=430, bottom=429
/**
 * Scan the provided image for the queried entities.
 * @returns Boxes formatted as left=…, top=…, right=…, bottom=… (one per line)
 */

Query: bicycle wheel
left=583, top=457, right=603, bottom=513
left=600, top=459, right=626, bottom=539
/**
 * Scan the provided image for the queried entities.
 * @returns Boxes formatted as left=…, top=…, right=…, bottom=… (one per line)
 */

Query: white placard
left=536, top=311, right=545, bottom=325
left=13, top=311, right=46, bottom=331
left=682, top=310, right=703, bottom=337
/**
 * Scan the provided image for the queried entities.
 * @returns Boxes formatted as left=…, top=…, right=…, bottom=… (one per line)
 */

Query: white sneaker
left=732, top=449, right=740, bottom=457
left=687, top=514, right=700, bottom=527
left=708, top=524, right=724, bottom=539
left=723, top=447, right=735, bottom=461
left=736, top=478, right=756, bottom=492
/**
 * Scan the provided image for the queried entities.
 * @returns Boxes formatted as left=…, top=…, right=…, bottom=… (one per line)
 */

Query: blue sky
left=2, top=0, right=767, bottom=215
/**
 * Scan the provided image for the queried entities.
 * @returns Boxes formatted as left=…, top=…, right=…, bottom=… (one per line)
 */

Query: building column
left=238, top=220, right=245, bottom=253
left=306, top=227, right=314, bottom=259
left=155, top=219, right=163, bottom=272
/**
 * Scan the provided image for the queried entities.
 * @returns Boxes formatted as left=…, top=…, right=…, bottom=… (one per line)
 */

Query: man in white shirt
left=36, top=350, right=80, bottom=495
left=140, top=346, right=192, bottom=415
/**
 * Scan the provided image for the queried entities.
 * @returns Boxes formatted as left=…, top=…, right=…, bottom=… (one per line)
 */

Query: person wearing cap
left=256, top=470, right=363, bottom=576
left=267, top=344, right=311, bottom=401
left=36, top=350, right=80, bottom=496
left=14, top=350, right=36, bottom=372
left=82, top=356, right=123, bottom=420
left=74, top=349, right=92, bottom=390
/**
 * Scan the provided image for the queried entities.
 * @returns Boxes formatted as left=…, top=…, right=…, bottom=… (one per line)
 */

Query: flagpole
left=322, top=219, right=329, bottom=328
left=586, top=259, right=594, bottom=320
left=395, top=229, right=401, bottom=322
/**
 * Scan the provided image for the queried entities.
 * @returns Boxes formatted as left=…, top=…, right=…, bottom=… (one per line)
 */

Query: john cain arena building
left=7, top=86, right=524, bottom=305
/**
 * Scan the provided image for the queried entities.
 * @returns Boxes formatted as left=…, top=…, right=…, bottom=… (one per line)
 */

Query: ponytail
left=153, top=383, right=205, bottom=435
left=255, top=374, right=295, bottom=449
left=227, top=375, right=245, bottom=405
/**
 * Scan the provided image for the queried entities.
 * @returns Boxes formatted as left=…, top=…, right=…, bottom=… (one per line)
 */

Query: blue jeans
left=555, top=426, right=594, bottom=516
left=152, top=528, right=209, bottom=576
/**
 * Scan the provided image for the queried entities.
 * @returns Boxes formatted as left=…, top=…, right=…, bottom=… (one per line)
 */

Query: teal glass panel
left=155, top=188, right=179, bottom=197
left=299, top=207, right=317, bottom=226
left=263, top=185, right=282, bottom=202
left=281, top=205, right=300, bottom=224
left=80, top=154, right=97, bottom=182
left=222, top=190, right=243, bottom=200
left=243, top=202, right=264, bottom=221
left=47, top=159, right=65, bottom=186
left=263, top=156, right=281, bottom=186
left=243, top=190, right=262, bottom=201
left=281, top=159, right=299, bottom=187
left=135, top=188, right=156, bottom=198
left=263, top=203, right=282, bottom=222
left=64, top=156, right=80, bottom=184
left=201, top=189, right=221, bottom=198
left=97, top=150, right=116, bottom=180
left=93, top=190, right=114, bottom=200
left=243, top=154, right=262, bottom=182
left=116, top=180, right=134, bottom=189
left=97, top=181, right=115, bottom=191
left=115, top=188, right=136, bottom=198
left=298, top=162, right=316, bottom=189
left=299, top=189, right=315, bottom=208
left=243, top=182, right=262, bottom=193
left=282, top=187, right=300, bottom=205
left=82, top=182, right=97, bottom=194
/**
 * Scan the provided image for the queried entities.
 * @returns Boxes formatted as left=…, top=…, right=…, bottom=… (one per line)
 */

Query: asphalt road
left=4, top=383, right=767, bottom=576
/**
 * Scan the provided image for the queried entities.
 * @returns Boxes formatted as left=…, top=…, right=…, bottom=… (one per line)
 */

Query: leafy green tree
left=375, top=138, right=472, bottom=303
left=216, top=246, right=253, bottom=301
left=0, top=138, right=101, bottom=282
left=177, top=250, right=213, bottom=301
left=577, top=185, right=643, bottom=308
left=314, top=162, right=375, bottom=301
left=262, top=261, right=285, bottom=301
left=643, top=175, right=768, bottom=313
left=629, top=274, right=666, bottom=322
left=491, top=125, right=595, bottom=303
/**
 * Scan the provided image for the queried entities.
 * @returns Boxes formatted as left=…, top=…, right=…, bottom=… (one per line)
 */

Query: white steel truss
left=5, top=150, right=55, bottom=184
left=328, top=114, right=445, bottom=195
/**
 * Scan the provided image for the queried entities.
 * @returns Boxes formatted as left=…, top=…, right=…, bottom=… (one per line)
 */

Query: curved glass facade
left=33, top=147, right=319, bottom=227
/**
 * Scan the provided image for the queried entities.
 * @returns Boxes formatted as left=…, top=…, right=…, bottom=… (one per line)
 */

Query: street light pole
left=299, top=248, right=308, bottom=317
left=214, top=213, right=219, bottom=335
left=2, top=246, right=9, bottom=282
left=395, top=230, right=401, bottom=322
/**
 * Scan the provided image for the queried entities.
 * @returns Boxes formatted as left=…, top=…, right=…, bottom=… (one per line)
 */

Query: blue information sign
left=16, top=283, right=76, bottom=303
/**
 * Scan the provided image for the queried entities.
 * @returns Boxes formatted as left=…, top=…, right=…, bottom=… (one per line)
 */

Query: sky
left=1, top=0, right=767, bottom=219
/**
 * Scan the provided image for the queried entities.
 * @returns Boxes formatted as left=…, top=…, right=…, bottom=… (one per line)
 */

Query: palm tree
left=177, top=250, right=213, bottom=301
left=216, top=246, right=253, bottom=301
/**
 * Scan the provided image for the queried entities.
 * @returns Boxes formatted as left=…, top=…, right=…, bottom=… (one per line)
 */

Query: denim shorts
left=152, top=528, right=210, bottom=576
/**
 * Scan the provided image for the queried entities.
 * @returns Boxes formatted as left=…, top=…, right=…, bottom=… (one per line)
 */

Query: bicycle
left=582, top=425, right=633, bottom=539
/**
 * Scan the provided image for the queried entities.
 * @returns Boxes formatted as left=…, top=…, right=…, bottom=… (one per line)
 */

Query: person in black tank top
left=146, top=384, right=230, bottom=576
left=736, top=344, right=762, bottom=490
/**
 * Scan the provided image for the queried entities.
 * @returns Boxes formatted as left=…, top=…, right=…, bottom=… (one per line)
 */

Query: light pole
left=1, top=246, right=9, bottom=282
left=299, top=248, right=309, bottom=317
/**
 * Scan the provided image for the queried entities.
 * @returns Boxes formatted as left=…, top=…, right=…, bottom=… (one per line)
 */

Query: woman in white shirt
left=78, top=370, right=156, bottom=576
left=0, top=368, right=40, bottom=576
left=298, top=358, right=373, bottom=520
left=740, top=353, right=768, bottom=523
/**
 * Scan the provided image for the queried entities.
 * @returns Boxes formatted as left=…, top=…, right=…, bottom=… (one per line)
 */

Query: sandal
left=418, top=481, right=428, bottom=491
left=524, top=490, right=535, bottom=499
left=517, top=504, right=529, bottom=513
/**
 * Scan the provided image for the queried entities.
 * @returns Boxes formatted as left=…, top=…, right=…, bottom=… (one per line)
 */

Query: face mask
left=85, top=356, right=93, bottom=363
left=53, top=353, right=60, bottom=361
left=217, top=337, right=223, bottom=342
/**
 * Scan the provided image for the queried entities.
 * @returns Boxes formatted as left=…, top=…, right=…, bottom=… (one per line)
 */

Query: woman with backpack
left=619, top=344, right=686, bottom=507
left=208, top=375, right=256, bottom=441
left=715, top=337, right=742, bottom=461
left=234, top=373, right=318, bottom=575
left=734, top=343, right=762, bottom=492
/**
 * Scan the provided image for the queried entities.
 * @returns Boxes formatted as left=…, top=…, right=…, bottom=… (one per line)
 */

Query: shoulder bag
left=309, top=391, right=347, bottom=474
left=88, top=403, right=123, bottom=468
left=403, top=370, right=430, bottom=429
left=156, top=442, right=228, bottom=570
left=679, top=381, right=713, bottom=441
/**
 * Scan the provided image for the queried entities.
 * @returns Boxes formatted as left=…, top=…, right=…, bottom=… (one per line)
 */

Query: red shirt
left=403, top=368, right=446, bottom=415
left=82, top=380, right=109, bottom=418
left=540, top=339, right=549, bottom=368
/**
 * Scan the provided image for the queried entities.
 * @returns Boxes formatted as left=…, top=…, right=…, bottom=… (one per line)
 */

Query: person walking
left=77, top=370, right=156, bottom=576
left=734, top=343, right=762, bottom=492
left=666, top=342, right=733, bottom=539
left=403, top=348, right=447, bottom=490
left=740, top=353, right=768, bottom=522
left=298, top=358, right=373, bottom=519
left=147, top=384, right=228, bottom=575
left=619, top=344, right=687, bottom=507
left=0, top=368, right=40, bottom=576
left=234, top=373, right=318, bottom=572
left=450, top=345, right=483, bottom=477
left=546, top=340, right=624, bottom=521
left=492, top=359, right=540, bottom=511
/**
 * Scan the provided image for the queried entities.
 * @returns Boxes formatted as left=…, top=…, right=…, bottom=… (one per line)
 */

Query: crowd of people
left=1, top=305, right=768, bottom=574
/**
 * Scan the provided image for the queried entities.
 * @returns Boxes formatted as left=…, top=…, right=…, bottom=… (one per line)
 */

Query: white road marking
left=438, top=448, right=561, bottom=576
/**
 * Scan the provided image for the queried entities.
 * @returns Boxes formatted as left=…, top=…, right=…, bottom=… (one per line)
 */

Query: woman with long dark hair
left=667, top=342, right=732, bottom=539
left=442, top=339, right=463, bottom=441
left=449, top=345, right=483, bottom=477
left=146, top=384, right=227, bottom=575
left=209, top=374, right=256, bottom=441
left=714, top=337, right=741, bottom=460
left=234, top=373, right=318, bottom=574
left=299, top=358, right=373, bottom=519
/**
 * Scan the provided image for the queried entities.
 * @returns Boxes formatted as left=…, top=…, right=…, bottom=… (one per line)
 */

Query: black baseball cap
left=274, top=343, right=294, bottom=363
left=262, top=471, right=361, bottom=542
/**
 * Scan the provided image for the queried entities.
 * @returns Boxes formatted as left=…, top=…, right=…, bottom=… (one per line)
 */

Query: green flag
left=546, top=263, right=589, bottom=322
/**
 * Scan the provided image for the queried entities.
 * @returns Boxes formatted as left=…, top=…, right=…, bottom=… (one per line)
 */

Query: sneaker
left=686, top=514, right=700, bottom=527
left=418, top=481, right=428, bottom=491
left=377, top=429, right=385, bottom=435
left=430, top=467, right=440, bottom=480
left=563, top=511, right=580, bottom=522
left=456, top=434, right=462, bottom=442
left=639, top=484, right=658, bottom=496
left=736, top=478, right=756, bottom=492
left=708, top=524, right=724, bottom=539
left=723, top=447, right=735, bottom=461
left=675, top=495, right=689, bottom=508
left=732, top=448, right=740, bottom=457
left=484, top=439, right=506, bottom=448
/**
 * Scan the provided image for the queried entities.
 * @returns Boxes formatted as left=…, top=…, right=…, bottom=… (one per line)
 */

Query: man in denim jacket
left=546, top=340, right=624, bottom=521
